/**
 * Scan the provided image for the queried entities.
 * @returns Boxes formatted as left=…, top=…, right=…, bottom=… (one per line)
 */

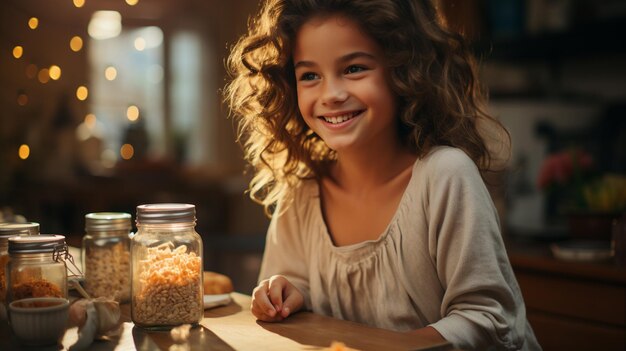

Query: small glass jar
left=6, top=235, right=68, bottom=305
left=82, top=212, right=132, bottom=302
left=131, top=204, right=203, bottom=330
left=0, top=223, right=40, bottom=320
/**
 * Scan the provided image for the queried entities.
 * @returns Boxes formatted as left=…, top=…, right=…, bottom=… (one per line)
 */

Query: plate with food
left=203, top=271, right=234, bottom=309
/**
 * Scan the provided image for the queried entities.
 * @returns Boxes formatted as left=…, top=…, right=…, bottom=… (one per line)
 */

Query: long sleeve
left=426, top=149, right=539, bottom=350
left=257, top=196, right=312, bottom=310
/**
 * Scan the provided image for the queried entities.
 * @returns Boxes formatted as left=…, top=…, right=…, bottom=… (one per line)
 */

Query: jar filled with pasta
left=6, top=235, right=68, bottom=305
left=131, top=204, right=203, bottom=330
left=0, top=222, right=40, bottom=320
left=82, top=212, right=132, bottom=302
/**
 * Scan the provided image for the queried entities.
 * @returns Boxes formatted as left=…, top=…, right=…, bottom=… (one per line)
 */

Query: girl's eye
left=299, top=72, right=319, bottom=81
left=345, top=65, right=366, bottom=74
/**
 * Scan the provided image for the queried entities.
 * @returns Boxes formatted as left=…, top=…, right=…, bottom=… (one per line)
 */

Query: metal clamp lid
left=85, top=212, right=132, bottom=233
left=136, top=203, right=196, bottom=225
left=52, top=242, right=83, bottom=280
left=8, top=234, right=65, bottom=253
left=0, top=222, right=40, bottom=237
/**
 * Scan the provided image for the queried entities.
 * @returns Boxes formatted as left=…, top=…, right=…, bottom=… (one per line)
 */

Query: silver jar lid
left=0, top=222, right=40, bottom=238
left=8, top=234, right=65, bottom=254
left=85, top=212, right=132, bottom=233
left=136, top=203, right=196, bottom=225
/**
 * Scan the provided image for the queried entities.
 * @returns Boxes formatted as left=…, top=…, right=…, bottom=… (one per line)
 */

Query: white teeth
left=323, top=112, right=357, bottom=124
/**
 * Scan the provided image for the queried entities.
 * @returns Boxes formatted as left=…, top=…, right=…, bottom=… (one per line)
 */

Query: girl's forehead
left=293, top=16, right=380, bottom=56
left=294, top=14, right=377, bottom=53
left=298, top=14, right=365, bottom=34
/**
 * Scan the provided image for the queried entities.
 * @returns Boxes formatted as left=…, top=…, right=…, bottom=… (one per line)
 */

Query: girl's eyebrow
left=294, top=51, right=376, bottom=69
left=294, top=60, right=315, bottom=69
left=339, top=51, right=375, bottom=63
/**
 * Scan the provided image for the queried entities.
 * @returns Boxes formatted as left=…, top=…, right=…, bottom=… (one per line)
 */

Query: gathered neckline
left=311, top=157, right=420, bottom=254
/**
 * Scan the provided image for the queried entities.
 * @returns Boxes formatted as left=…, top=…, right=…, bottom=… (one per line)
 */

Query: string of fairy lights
left=10, top=0, right=144, bottom=164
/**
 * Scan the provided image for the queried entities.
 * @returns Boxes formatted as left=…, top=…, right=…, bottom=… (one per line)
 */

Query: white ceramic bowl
left=9, top=297, right=70, bottom=346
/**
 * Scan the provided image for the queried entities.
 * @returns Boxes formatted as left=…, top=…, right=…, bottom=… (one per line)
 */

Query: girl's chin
left=318, top=138, right=360, bottom=153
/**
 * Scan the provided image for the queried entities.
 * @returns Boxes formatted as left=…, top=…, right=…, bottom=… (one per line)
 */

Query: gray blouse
left=258, top=147, right=541, bottom=350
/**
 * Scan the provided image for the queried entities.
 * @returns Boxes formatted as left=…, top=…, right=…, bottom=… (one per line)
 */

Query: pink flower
left=537, top=149, right=594, bottom=189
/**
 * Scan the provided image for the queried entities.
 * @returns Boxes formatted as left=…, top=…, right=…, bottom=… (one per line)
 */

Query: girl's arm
left=425, top=149, right=537, bottom=350
left=254, top=193, right=311, bottom=321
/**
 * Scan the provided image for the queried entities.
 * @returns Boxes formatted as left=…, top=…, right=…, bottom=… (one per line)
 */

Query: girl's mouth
left=320, top=111, right=362, bottom=124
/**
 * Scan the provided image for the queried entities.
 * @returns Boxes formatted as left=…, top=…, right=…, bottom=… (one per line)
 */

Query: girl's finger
left=252, top=281, right=277, bottom=317
left=251, top=303, right=284, bottom=322
left=267, top=277, right=286, bottom=312
left=251, top=304, right=270, bottom=320
left=280, top=288, right=303, bottom=318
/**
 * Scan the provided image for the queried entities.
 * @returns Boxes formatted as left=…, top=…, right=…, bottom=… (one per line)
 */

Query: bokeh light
left=134, top=37, right=146, bottom=51
left=12, top=46, right=23, bottom=59
left=105, top=66, right=117, bottom=81
left=85, top=113, right=97, bottom=128
left=28, top=17, right=39, bottom=30
left=76, top=86, right=89, bottom=101
left=126, top=105, right=139, bottom=121
left=88, top=11, right=121, bottom=40
left=49, top=65, right=62, bottom=80
left=38, top=69, right=50, bottom=83
left=120, top=144, right=134, bottom=160
left=70, top=36, right=83, bottom=52
left=18, top=145, right=30, bottom=160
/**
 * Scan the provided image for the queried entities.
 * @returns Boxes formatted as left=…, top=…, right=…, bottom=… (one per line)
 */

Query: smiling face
left=293, top=14, right=399, bottom=155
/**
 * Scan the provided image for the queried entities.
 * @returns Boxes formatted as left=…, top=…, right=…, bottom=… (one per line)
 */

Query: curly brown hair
left=224, top=0, right=510, bottom=215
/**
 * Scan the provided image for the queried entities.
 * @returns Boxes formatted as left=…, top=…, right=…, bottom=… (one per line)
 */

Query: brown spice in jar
left=12, top=279, right=63, bottom=300
left=0, top=254, right=8, bottom=304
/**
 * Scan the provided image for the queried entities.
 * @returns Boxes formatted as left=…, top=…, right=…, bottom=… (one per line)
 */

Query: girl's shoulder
left=412, top=147, right=489, bottom=203
left=420, top=146, right=478, bottom=174
left=412, top=146, right=485, bottom=194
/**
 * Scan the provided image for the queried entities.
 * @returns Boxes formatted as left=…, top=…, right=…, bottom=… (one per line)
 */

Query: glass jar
left=82, top=212, right=132, bottom=302
left=0, top=223, right=40, bottom=320
left=131, top=204, right=203, bottom=330
left=6, top=235, right=68, bottom=305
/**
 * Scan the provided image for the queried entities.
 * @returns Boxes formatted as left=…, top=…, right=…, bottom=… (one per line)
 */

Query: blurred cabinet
left=508, top=243, right=626, bottom=351
left=477, top=15, right=626, bottom=100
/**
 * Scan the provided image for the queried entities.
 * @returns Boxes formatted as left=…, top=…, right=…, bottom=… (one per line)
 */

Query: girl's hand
left=251, top=275, right=304, bottom=322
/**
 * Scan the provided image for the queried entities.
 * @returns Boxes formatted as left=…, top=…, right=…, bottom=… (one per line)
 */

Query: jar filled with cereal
left=82, top=212, right=132, bottom=302
left=6, top=235, right=68, bottom=305
left=0, top=222, right=40, bottom=320
left=131, top=204, right=203, bottom=330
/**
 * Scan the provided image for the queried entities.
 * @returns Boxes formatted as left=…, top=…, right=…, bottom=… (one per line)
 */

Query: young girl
left=225, top=0, right=540, bottom=350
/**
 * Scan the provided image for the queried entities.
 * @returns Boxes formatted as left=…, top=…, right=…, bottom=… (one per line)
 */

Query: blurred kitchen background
left=1, top=1, right=625, bottom=349
left=1, top=0, right=269, bottom=293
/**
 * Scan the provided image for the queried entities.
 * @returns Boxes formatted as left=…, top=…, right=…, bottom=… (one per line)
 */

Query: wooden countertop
left=1, top=293, right=454, bottom=351
left=506, top=239, right=626, bottom=285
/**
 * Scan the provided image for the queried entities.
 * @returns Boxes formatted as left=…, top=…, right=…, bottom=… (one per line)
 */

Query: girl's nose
left=321, top=78, right=348, bottom=105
